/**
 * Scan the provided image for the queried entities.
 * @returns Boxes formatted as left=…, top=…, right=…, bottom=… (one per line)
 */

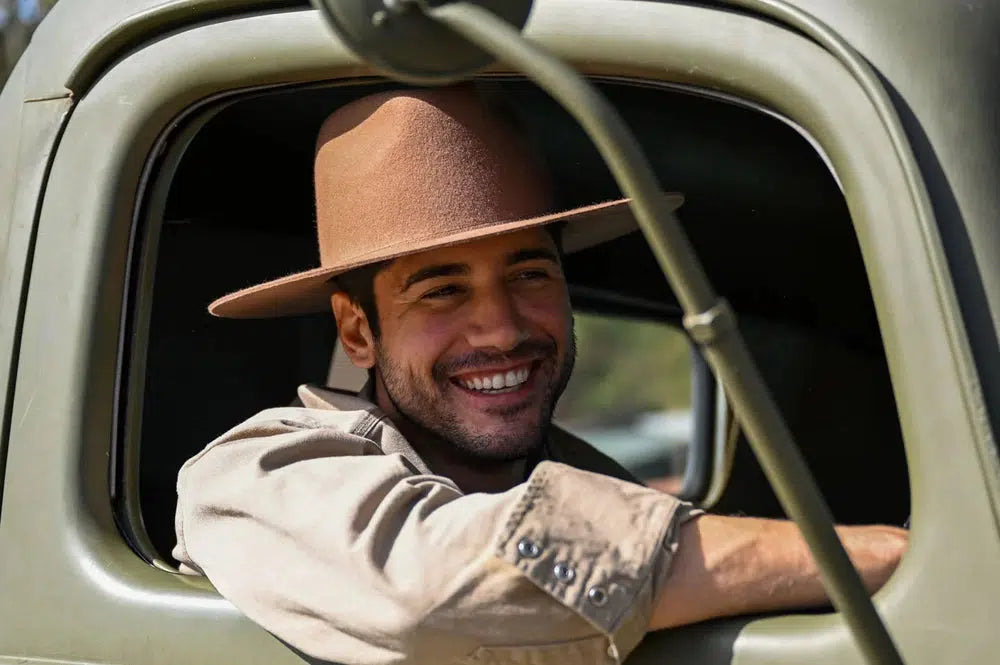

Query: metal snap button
left=517, top=538, right=542, bottom=558
left=553, top=563, right=576, bottom=583
left=587, top=586, right=609, bottom=607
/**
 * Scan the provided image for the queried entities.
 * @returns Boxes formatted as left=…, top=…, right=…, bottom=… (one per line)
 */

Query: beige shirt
left=174, top=385, right=697, bottom=665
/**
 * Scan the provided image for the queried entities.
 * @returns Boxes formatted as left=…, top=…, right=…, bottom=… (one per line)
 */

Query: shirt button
left=517, top=538, right=542, bottom=558
left=588, top=586, right=609, bottom=607
left=553, top=563, right=576, bottom=583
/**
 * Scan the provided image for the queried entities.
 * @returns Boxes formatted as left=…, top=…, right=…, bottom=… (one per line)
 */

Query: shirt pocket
left=460, top=635, right=614, bottom=665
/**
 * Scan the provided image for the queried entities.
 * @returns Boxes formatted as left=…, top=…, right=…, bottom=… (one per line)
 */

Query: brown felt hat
left=209, top=86, right=683, bottom=318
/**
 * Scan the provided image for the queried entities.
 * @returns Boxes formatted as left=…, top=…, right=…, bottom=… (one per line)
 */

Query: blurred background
left=1, top=0, right=53, bottom=86
left=554, top=313, right=693, bottom=493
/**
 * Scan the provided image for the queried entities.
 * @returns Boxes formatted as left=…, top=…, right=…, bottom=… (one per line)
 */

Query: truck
left=1, top=0, right=998, bottom=663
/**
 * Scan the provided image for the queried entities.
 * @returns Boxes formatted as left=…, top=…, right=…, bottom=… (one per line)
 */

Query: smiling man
left=336, top=232, right=575, bottom=493
left=173, top=86, right=906, bottom=665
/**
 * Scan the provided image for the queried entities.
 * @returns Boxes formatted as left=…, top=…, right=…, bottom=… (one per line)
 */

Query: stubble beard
left=375, top=334, right=577, bottom=464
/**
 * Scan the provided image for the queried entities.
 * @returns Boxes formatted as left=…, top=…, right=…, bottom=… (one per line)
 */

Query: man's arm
left=650, top=515, right=908, bottom=629
left=175, top=407, right=906, bottom=664
left=174, top=408, right=694, bottom=665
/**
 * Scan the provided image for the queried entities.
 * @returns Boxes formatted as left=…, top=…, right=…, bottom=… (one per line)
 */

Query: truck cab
left=1, top=1, right=999, bottom=663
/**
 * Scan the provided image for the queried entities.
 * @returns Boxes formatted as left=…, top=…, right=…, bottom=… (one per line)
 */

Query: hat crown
left=313, top=87, right=552, bottom=267
left=208, top=87, right=675, bottom=319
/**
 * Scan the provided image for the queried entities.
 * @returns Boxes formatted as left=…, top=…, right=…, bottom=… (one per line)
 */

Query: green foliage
left=555, top=313, right=692, bottom=426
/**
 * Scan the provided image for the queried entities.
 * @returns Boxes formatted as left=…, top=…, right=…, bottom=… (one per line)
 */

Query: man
left=174, top=86, right=906, bottom=665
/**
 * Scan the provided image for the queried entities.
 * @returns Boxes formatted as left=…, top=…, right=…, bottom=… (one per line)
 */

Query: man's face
left=367, top=228, right=575, bottom=462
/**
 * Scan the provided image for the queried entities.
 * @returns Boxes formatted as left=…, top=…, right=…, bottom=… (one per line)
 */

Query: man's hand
left=649, top=515, right=908, bottom=630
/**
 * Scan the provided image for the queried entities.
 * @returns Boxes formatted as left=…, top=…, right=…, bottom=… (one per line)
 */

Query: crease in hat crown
left=209, top=86, right=683, bottom=319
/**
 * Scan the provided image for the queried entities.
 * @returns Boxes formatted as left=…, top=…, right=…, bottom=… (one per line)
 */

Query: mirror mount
left=310, top=0, right=532, bottom=85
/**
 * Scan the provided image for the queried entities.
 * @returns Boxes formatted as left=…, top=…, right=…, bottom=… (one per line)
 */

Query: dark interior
left=132, top=78, right=909, bottom=563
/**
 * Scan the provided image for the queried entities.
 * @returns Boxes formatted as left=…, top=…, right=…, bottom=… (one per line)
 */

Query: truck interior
left=127, top=78, right=910, bottom=566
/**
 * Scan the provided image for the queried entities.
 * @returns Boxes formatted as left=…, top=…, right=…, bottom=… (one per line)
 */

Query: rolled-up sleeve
left=174, top=409, right=695, bottom=665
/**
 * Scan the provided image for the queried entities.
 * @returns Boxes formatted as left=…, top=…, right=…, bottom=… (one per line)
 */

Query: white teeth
left=459, top=366, right=532, bottom=392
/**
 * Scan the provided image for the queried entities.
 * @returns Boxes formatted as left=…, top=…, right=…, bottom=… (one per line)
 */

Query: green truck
left=1, top=0, right=998, bottom=663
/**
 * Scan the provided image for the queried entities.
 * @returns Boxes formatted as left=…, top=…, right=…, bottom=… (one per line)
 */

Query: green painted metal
left=0, top=54, right=72, bottom=510
left=719, top=0, right=1000, bottom=508
left=0, top=1, right=998, bottom=664
left=14, top=0, right=306, bottom=98
left=788, top=0, right=1000, bottom=451
left=0, top=11, right=363, bottom=665
left=64, top=0, right=306, bottom=94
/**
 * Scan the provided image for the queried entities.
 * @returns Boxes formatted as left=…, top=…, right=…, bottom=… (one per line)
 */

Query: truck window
left=554, top=313, right=692, bottom=493
left=122, top=78, right=909, bottom=565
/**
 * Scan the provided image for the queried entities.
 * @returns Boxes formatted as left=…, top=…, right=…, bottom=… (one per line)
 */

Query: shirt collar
left=300, top=382, right=547, bottom=481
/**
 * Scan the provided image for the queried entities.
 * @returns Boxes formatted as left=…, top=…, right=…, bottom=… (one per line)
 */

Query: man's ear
left=331, top=292, right=376, bottom=369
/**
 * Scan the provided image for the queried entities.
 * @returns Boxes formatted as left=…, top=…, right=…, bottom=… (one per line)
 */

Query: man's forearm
left=649, top=515, right=908, bottom=630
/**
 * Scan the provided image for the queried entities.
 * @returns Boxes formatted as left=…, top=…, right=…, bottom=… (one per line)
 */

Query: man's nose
left=464, top=285, right=530, bottom=351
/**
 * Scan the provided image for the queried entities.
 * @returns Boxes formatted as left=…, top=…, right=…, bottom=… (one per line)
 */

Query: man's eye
left=513, top=269, right=550, bottom=281
left=421, top=285, right=462, bottom=300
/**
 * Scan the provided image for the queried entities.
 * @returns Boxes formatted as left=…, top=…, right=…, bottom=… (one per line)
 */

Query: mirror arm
left=410, top=3, right=904, bottom=664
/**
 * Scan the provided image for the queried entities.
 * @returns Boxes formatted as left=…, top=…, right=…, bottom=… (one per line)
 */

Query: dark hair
left=332, top=259, right=391, bottom=337
left=333, top=225, right=565, bottom=338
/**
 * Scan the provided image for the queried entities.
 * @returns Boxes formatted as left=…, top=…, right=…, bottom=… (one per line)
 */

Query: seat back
left=138, top=220, right=337, bottom=561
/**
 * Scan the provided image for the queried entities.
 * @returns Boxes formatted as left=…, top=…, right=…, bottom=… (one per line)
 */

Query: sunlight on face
left=372, top=228, right=575, bottom=461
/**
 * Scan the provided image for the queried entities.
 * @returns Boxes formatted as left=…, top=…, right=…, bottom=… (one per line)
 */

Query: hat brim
left=209, top=193, right=684, bottom=318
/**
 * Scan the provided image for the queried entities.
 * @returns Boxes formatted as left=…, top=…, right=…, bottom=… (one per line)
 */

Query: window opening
left=120, top=78, right=908, bottom=565
left=555, top=313, right=693, bottom=493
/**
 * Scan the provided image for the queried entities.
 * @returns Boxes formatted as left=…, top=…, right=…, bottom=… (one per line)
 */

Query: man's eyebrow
left=507, top=248, right=560, bottom=266
left=401, top=263, right=469, bottom=292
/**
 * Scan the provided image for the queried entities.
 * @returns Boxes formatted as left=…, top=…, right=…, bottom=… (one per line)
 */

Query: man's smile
left=356, top=227, right=573, bottom=460
left=450, top=361, right=537, bottom=395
